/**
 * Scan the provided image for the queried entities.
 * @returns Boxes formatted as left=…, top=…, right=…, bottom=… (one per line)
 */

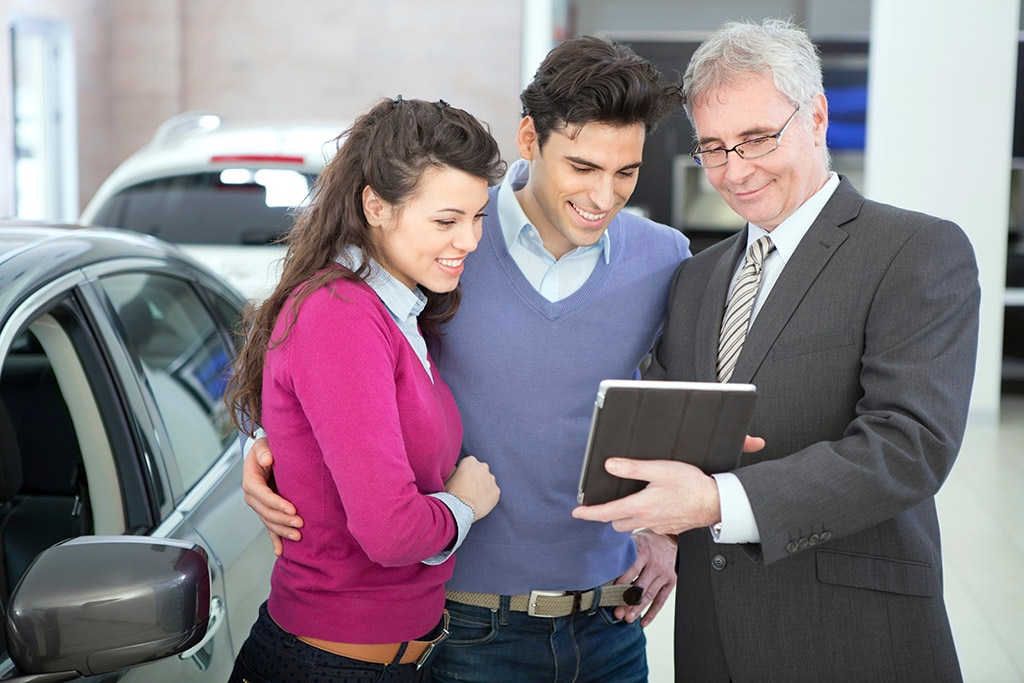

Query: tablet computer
left=577, top=379, right=757, bottom=505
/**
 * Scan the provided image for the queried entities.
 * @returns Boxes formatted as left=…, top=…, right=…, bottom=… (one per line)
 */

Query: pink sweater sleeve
left=265, top=284, right=458, bottom=566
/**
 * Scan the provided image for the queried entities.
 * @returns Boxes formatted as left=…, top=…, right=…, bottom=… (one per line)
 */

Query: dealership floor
left=643, top=395, right=1024, bottom=683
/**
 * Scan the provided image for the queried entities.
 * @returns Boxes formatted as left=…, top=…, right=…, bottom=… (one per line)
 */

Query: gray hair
left=683, top=18, right=828, bottom=163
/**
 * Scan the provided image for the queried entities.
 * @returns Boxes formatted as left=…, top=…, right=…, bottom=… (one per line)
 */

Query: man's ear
left=811, top=92, right=829, bottom=147
left=516, top=116, right=540, bottom=161
left=362, top=185, right=389, bottom=227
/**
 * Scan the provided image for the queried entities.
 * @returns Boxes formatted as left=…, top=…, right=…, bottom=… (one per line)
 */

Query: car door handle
left=179, top=594, right=225, bottom=664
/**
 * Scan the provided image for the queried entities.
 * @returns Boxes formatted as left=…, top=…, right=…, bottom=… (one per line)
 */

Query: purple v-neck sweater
left=435, top=186, right=690, bottom=593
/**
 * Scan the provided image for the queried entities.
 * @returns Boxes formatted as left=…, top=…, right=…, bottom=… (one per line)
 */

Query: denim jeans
left=228, top=601, right=433, bottom=683
left=430, top=596, right=648, bottom=683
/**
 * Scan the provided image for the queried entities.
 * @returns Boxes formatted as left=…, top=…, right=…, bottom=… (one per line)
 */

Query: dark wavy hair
left=227, top=97, right=506, bottom=435
left=520, top=35, right=683, bottom=146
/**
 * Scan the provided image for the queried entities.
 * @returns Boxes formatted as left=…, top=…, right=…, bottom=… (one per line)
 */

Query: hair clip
left=436, top=99, right=450, bottom=109
left=393, top=94, right=404, bottom=105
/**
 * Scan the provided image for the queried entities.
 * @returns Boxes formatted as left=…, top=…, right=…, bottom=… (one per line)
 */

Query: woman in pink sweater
left=227, top=97, right=504, bottom=683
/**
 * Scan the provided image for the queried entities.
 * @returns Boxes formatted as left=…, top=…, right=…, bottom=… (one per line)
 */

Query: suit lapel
left=729, top=179, right=863, bottom=383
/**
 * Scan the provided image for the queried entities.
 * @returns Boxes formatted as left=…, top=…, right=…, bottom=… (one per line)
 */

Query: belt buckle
left=527, top=590, right=566, bottom=617
left=415, top=610, right=450, bottom=670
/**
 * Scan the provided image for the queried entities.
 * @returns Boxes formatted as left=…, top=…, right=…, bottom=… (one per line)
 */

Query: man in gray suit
left=573, top=18, right=978, bottom=682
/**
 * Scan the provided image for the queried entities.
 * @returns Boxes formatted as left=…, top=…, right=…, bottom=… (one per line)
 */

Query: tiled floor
left=645, top=395, right=1024, bottom=683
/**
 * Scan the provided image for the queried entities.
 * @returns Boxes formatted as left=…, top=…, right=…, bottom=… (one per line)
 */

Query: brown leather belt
left=446, top=582, right=641, bottom=618
left=296, top=610, right=449, bottom=669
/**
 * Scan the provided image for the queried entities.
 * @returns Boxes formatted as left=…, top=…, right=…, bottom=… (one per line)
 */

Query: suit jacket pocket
left=771, top=329, right=856, bottom=362
left=815, top=548, right=938, bottom=597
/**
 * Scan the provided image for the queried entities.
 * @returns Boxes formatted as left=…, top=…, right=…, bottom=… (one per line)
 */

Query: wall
left=99, top=0, right=523, bottom=212
left=1, top=0, right=523, bottom=216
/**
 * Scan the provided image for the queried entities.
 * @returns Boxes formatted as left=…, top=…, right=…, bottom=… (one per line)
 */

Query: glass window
left=10, top=18, right=77, bottom=221
left=100, top=273, right=236, bottom=492
left=90, top=170, right=315, bottom=245
left=0, top=304, right=132, bottom=606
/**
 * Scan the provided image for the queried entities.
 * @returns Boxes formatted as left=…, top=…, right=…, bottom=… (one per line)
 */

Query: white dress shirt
left=712, top=172, right=840, bottom=544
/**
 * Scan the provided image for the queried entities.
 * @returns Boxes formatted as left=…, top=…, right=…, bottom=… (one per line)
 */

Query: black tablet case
left=577, top=380, right=757, bottom=505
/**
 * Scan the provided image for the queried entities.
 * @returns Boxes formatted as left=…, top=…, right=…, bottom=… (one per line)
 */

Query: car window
left=99, top=273, right=236, bottom=493
left=0, top=307, right=127, bottom=611
left=90, top=170, right=315, bottom=245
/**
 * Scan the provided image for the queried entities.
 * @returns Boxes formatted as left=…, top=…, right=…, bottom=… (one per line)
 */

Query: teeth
left=571, top=203, right=606, bottom=222
left=437, top=258, right=464, bottom=268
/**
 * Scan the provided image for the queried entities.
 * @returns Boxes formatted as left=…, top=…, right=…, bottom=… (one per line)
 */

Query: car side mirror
left=4, top=536, right=211, bottom=682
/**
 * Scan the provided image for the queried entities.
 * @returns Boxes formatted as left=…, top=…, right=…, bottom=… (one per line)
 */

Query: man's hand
left=243, top=437, right=305, bottom=556
left=615, top=529, right=677, bottom=627
left=573, top=436, right=765, bottom=535
left=572, top=459, right=720, bottom=535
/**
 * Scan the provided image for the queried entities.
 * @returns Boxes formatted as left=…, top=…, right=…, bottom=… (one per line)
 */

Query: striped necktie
left=717, top=235, right=774, bottom=383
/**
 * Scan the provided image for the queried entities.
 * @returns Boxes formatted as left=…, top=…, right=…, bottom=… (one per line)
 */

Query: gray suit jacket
left=647, top=178, right=979, bottom=682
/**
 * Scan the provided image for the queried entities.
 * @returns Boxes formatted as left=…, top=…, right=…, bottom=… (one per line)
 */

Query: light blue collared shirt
left=498, top=159, right=610, bottom=302
left=336, top=246, right=431, bottom=381
left=712, top=172, right=840, bottom=545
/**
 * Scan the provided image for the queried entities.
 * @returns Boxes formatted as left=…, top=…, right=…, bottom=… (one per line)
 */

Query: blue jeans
left=430, top=596, right=648, bottom=683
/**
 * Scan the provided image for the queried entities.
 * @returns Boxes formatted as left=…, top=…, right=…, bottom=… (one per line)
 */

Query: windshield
left=90, top=169, right=317, bottom=245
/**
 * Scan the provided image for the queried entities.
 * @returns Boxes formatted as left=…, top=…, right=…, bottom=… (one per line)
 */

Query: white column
left=521, top=0, right=555, bottom=90
left=865, top=0, right=1020, bottom=421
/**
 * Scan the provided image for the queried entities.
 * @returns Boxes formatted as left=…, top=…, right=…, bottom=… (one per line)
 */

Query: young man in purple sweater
left=244, top=37, right=691, bottom=681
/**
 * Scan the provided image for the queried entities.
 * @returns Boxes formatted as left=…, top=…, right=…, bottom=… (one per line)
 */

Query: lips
left=731, top=180, right=771, bottom=202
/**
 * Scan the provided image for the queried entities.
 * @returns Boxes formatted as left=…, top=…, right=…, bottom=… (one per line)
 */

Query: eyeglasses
left=691, top=106, right=801, bottom=169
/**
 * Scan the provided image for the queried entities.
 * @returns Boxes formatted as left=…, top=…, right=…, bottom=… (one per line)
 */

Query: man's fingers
left=639, top=586, right=670, bottom=627
left=742, top=435, right=766, bottom=453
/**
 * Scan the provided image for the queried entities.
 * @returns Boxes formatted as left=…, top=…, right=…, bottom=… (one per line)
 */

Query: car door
left=0, top=259, right=272, bottom=681
left=0, top=271, right=167, bottom=682
left=85, top=265, right=273, bottom=680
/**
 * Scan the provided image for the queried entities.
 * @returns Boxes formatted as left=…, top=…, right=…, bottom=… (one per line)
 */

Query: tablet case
left=577, top=380, right=757, bottom=505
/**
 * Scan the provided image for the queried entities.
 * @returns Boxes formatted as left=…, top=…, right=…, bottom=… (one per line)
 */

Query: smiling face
left=365, top=165, right=489, bottom=292
left=514, top=118, right=646, bottom=259
left=692, top=73, right=830, bottom=231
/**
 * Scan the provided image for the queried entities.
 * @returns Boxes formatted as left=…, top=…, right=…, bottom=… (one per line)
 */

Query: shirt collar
left=746, top=172, right=840, bottom=264
left=337, top=245, right=427, bottom=320
left=498, top=159, right=611, bottom=264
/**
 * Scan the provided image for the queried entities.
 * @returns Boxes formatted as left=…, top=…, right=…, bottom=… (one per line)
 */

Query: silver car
left=0, top=221, right=273, bottom=680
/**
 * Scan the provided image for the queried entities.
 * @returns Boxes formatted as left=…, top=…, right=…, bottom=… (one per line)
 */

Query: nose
left=588, top=174, right=617, bottom=212
left=722, top=153, right=754, bottom=184
left=452, top=219, right=481, bottom=253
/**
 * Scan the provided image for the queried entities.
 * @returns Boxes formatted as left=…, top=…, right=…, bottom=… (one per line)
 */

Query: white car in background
left=81, top=112, right=343, bottom=300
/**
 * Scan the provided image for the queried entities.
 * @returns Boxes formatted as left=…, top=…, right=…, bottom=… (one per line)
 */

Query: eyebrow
left=564, top=155, right=643, bottom=173
left=698, top=124, right=776, bottom=148
left=436, top=200, right=489, bottom=215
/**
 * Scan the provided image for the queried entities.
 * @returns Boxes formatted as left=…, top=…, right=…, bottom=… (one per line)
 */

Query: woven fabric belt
left=446, top=583, right=635, bottom=618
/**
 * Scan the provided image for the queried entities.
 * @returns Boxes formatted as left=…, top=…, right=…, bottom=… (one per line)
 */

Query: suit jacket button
left=820, top=531, right=832, bottom=541
left=797, top=538, right=809, bottom=550
left=808, top=534, right=820, bottom=545
left=711, top=554, right=727, bottom=571
left=786, top=541, right=799, bottom=553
